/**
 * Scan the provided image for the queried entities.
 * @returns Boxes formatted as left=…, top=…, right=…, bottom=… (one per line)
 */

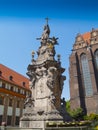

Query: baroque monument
left=20, top=19, right=68, bottom=129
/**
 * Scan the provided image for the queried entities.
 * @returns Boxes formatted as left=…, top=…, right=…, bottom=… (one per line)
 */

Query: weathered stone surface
left=20, top=21, right=69, bottom=130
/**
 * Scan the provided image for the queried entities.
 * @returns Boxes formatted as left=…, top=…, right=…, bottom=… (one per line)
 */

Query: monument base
left=20, top=120, right=45, bottom=130
left=20, top=109, right=64, bottom=130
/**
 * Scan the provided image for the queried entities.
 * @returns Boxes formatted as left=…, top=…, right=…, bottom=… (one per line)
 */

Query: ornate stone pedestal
left=20, top=20, right=70, bottom=130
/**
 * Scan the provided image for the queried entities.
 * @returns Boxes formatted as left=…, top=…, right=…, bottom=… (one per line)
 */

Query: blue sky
left=0, top=0, right=98, bottom=100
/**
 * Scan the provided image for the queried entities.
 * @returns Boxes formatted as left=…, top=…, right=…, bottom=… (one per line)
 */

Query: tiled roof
left=82, top=32, right=91, bottom=44
left=0, top=64, right=30, bottom=90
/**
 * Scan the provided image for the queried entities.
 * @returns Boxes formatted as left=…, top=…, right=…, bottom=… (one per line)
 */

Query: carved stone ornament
left=20, top=20, right=70, bottom=129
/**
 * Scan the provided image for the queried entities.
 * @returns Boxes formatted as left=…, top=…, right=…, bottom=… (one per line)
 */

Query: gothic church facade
left=69, top=28, right=98, bottom=115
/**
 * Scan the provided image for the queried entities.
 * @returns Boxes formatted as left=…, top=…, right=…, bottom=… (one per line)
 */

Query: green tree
left=70, top=108, right=83, bottom=120
left=66, top=100, right=84, bottom=121
left=66, top=100, right=70, bottom=113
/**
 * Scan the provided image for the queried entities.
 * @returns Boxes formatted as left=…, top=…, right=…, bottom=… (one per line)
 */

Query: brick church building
left=69, top=28, right=98, bottom=115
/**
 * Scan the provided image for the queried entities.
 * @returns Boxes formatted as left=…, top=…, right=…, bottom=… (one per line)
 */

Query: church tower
left=20, top=20, right=68, bottom=129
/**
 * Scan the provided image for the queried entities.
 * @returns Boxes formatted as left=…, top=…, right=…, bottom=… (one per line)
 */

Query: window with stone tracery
left=94, top=49, right=98, bottom=88
left=94, top=50, right=98, bottom=70
left=81, top=53, right=93, bottom=96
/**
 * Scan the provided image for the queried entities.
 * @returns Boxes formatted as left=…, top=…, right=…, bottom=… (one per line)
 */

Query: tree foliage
left=65, top=100, right=84, bottom=120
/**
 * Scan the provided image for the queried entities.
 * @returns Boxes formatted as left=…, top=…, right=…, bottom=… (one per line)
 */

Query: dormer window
left=9, top=76, right=13, bottom=81
left=0, top=71, right=2, bottom=76
left=22, top=82, right=25, bottom=87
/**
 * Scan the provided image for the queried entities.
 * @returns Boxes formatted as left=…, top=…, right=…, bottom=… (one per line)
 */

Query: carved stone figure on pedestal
left=20, top=19, right=70, bottom=129
left=47, top=67, right=57, bottom=89
left=41, top=24, right=50, bottom=44
left=24, top=95, right=35, bottom=111
left=49, top=92, right=56, bottom=110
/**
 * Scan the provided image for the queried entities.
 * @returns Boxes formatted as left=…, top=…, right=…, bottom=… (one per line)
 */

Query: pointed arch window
left=94, top=50, right=98, bottom=70
left=81, top=53, right=93, bottom=96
